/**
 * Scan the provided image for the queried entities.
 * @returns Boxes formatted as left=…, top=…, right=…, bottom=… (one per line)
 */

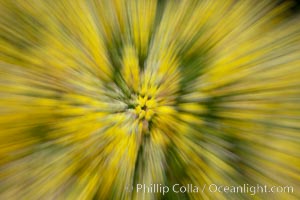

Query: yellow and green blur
left=0, top=0, right=300, bottom=199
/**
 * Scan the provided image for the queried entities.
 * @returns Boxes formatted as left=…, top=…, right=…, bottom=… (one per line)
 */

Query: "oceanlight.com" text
left=126, top=183, right=294, bottom=196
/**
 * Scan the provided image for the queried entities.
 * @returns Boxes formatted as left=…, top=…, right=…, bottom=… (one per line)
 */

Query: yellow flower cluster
left=0, top=0, right=300, bottom=199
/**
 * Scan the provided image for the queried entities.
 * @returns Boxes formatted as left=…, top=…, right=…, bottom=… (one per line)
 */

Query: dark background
left=281, top=0, right=300, bottom=13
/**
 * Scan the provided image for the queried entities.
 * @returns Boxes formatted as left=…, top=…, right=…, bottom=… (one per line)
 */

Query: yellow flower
left=0, top=0, right=300, bottom=199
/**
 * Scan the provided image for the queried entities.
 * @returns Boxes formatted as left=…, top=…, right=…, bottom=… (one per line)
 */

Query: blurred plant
left=0, top=0, right=300, bottom=199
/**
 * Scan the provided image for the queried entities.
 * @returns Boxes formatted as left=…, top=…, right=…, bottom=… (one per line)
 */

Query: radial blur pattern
left=0, top=0, right=300, bottom=199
